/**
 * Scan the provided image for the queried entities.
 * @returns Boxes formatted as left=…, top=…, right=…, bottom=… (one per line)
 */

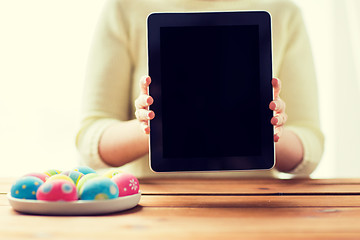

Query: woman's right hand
left=134, top=76, right=155, bottom=134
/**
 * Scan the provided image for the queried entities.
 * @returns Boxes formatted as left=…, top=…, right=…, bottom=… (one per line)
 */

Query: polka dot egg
left=79, top=177, right=119, bottom=200
left=36, top=180, right=77, bottom=201
left=112, top=173, right=139, bottom=197
left=11, top=176, right=44, bottom=200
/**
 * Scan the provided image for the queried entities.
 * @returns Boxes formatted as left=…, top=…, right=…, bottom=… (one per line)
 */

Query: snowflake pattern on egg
left=129, top=179, right=138, bottom=191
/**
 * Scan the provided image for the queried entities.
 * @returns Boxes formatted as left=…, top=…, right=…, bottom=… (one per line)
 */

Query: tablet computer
left=147, top=11, right=274, bottom=172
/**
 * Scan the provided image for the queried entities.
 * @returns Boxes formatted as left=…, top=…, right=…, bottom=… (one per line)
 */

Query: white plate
left=7, top=192, right=141, bottom=215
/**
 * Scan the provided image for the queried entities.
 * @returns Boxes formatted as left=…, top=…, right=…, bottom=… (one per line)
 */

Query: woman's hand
left=269, top=78, right=287, bottom=142
left=134, top=76, right=155, bottom=134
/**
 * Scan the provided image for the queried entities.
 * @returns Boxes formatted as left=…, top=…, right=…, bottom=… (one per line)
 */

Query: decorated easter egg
left=79, top=177, right=119, bottom=200
left=36, top=180, right=77, bottom=201
left=103, top=168, right=123, bottom=179
left=112, top=173, right=139, bottom=197
left=61, top=170, right=84, bottom=186
left=11, top=176, right=44, bottom=200
left=46, top=175, right=74, bottom=184
left=73, top=166, right=96, bottom=175
left=23, top=172, right=49, bottom=182
left=76, top=173, right=100, bottom=193
left=43, top=169, right=62, bottom=177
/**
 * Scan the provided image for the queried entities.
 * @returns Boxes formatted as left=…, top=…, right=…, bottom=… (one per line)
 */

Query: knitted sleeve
left=277, top=4, right=325, bottom=176
left=75, top=0, right=132, bottom=169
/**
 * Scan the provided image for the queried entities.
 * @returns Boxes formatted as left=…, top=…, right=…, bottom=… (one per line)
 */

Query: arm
left=98, top=120, right=149, bottom=167
left=98, top=76, right=155, bottom=167
left=271, top=5, right=324, bottom=176
left=275, top=128, right=304, bottom=172
left=76, top=0, right=147, bottom=169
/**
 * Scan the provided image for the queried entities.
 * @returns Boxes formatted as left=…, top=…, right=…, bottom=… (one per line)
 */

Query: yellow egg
left=103, top=168, right=123, bottom=179
left=46, top=175, right=74, bottom=184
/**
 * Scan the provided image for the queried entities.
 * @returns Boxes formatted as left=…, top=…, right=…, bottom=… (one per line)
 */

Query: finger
left=140, top=121, right=150, bottom=134
left=274, top=134, right=280, bottom=142
left=272, top=77, right=281, bottom=98
left=135, top=94, right=154, bottom=109
left=274, top=126, right=283, bottom=142
left=269, top=97, right=286, bottom=113
left=135, top=109, right=155, bottom=121
left=271, top=113, right=288, bottom=126
left=139, top=76, right=151, bottom=95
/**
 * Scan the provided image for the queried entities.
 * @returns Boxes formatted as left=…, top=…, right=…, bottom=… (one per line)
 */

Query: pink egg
left=36, top=180, right=77, bottom=201
left=112, top=173, right=140, bottom=197
left=23, top=172, right=49, bottom=182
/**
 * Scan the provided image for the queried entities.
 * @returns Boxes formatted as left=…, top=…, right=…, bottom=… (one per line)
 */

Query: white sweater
left=76, top=0, right=324, bottom=178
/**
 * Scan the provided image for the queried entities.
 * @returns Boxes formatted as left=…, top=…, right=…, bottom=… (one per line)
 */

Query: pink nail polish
left=147, top=112, right=153, bottom=119
left=270, top=101, right=277, bottom=110
left=273, top=102, right=278, bottom=110
left=147, top=97, right=153, bottom=105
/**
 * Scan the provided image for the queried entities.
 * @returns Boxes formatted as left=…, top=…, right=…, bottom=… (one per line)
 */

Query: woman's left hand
left=269, top=77, right=288, bottom=142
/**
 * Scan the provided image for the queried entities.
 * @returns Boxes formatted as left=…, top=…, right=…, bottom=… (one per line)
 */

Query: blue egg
left=73, top=166, right=96, bottom=175
left=79, top=177, right=119, bottom=200
left=10, top=176, right=44, bottom=200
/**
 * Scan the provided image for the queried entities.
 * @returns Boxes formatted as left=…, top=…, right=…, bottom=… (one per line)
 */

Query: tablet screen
left=161, top=25, right=261, bottom=158
left=148, top=12, right=274, bottom=172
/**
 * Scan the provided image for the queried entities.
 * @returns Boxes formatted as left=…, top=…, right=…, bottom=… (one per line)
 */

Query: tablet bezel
left=147, top=11, right=274, bottom=172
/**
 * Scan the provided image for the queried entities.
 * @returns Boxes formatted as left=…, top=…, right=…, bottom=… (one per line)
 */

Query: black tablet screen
left=160, top=25, right=261, bottom=159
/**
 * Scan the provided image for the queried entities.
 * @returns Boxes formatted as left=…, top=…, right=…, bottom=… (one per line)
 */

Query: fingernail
left=272, top=117, right=279, bottom=125
left=270, top=102, right=277, bottom=110
left=148, top=112, right=155, bottom=120
left=144, top=126, right=150, bottom=134
left=147, top=97, right=153, bottom=105
left=273, top=78, right=280, bottom=86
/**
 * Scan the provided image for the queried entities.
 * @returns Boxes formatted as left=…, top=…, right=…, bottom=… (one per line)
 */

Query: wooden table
left=1, top=177, right=360, bottom=239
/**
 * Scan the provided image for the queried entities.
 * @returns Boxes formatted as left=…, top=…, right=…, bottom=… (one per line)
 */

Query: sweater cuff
left=76, top=118, right=121, bottom=170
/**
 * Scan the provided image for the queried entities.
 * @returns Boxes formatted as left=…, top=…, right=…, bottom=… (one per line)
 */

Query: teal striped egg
left=72, top=166, right=96, bottom=175
left=61, top=170, right=84, bottom=186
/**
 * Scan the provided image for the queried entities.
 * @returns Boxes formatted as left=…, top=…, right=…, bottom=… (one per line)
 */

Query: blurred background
left=0, top=0, right=359, bottom=178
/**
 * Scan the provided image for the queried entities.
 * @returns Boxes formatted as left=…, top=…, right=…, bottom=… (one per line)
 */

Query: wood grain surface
left=1, top=178, right=360, bottom=240
left=139, top=178, right=360, bottom=194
